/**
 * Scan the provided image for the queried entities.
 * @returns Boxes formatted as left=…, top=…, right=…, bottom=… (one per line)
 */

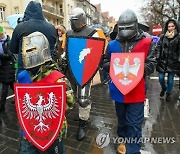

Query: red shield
left=110, top=52, right=145, bottom=95
left=67, top=36, right=105, bottom=87
left=14, top=83, right=66, bottom=151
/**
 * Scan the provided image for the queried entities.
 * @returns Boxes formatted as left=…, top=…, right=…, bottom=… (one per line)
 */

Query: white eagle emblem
left=22, top=92, right=60, bottom=133
left=113, top=57, right=141, bottom=85
left=79, top=48, right=92, bottom=63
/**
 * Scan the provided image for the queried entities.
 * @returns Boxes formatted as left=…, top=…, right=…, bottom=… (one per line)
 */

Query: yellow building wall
left=0, top=0, right=24, bottom=36
left=0, top=0, right=63, bottom=36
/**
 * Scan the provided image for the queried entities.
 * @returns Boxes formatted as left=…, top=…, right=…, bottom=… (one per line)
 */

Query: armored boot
left=77, top=119, right=88, bottom=141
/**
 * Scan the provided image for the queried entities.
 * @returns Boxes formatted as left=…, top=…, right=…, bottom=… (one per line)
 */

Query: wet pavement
left=0, top=74, right=179, bottom=154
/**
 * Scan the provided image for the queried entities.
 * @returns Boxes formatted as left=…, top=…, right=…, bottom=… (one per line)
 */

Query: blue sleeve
left=107, top=40, right=115, bottom=58
left=107, top=43, right=111, bottom=58
left=107, top=40, right=121, bottom=58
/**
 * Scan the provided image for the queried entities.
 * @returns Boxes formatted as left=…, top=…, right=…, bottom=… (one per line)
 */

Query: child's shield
left=14, top=82, right=66, bottom=151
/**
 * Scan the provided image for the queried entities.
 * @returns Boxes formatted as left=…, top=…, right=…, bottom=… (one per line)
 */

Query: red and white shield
left=14, top=83, right=66, bottom=151
left=110, top=52, right=145, bottom=95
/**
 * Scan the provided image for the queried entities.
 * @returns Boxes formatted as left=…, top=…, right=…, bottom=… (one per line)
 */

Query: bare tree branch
left=139, top=0, right=180, bottom=33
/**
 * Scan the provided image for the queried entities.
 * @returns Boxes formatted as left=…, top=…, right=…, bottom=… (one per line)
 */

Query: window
left=0, top=6, right=5, bottom=20
left=68, top=4, right=73, bottom=15
left=68, top=4, right=70, bottom=15
left=59, top=4, right=63, bottom=15
left=70, top=6, right=73, bottom=14
left=14, top=7, right=19, bottom=14
left=52, top=3, right=55, bottom=8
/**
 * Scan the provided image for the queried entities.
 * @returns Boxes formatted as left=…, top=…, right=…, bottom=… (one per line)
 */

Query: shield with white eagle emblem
left=110, top=52, right=145, bottom=95
left=67, top=36, right=105, bottom=87
left=14, top=83, right=66, bottom=151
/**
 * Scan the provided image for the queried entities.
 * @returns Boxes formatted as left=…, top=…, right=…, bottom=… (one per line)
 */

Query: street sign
left=152, top=25, right=162, bottom=36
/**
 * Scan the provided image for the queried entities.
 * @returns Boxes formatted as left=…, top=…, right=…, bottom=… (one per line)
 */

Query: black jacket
left=10, top=1, right=57, bottom=75
left=0, top=35, right=15, bottom=83
left=155, top=19, right=180, bottom=74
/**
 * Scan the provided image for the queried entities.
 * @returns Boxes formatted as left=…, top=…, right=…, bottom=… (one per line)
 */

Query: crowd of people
left=0, top=1, right=179, bottom=154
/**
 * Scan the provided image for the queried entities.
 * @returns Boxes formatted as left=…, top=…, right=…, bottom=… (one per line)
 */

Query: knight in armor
left=105, top=10, right=156, bottom=153
left=9, top=1, right=74, bottom=153
left=66, top=7, right=102, bottom=141
left=16, top=31, right=74, bottom=154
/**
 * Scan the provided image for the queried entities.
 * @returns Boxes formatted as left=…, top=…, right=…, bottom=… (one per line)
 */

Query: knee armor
left=77, top=82, right=92, bottom=107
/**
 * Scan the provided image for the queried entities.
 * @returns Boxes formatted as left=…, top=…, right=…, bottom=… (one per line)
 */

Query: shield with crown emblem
left=110, top=52, right=145, bottom=95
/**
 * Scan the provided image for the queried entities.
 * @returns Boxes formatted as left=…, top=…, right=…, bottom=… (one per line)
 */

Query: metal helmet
left=118, top=9, right=138, bottom=39
left=70, top=7, right=87, bottom=31
left=22, top=32, right=52, bottom=69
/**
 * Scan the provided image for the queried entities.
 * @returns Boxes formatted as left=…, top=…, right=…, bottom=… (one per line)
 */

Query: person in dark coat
left=0, top=26, right=15, bottom=112
left=155, top=19, right=180, bottom=102
left=10, top=0, right=57, bottom=76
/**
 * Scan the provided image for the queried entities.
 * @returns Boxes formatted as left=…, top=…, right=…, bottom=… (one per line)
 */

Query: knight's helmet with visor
left=118, top=9, right=138, bottom=39
left=69, top=7, right=87, bottom=31
left=22, top=32, right=52, bottom=69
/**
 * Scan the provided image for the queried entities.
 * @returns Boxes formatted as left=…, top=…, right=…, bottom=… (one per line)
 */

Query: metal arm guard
left=77, top=82, right=92, bottom=108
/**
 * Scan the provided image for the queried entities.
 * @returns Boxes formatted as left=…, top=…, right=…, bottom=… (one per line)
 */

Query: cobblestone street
left=0, top=75, right=179, bottom=154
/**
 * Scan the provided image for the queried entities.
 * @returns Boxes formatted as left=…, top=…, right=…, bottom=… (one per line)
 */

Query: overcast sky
left=90, top=0, right=143, bottom=21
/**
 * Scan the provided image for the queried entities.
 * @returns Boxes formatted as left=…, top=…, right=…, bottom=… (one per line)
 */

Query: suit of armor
left=66, top=7, right=99, bottom=141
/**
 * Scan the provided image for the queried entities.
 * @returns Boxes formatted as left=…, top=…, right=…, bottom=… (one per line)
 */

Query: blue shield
left=67, top=36, right=105, bottom=86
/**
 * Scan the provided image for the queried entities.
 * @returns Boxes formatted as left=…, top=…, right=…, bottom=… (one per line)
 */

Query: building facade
left=0, top=0, right=114, bottom=36
left=64, top=0, right=74, bottom=30
left=0, top=0, right=66, bottom=36
left=42, top=0, right=65, bottom=26
left=0, top=0, right=24, bottom=36
left=74, top=0, right=96, bottom=26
